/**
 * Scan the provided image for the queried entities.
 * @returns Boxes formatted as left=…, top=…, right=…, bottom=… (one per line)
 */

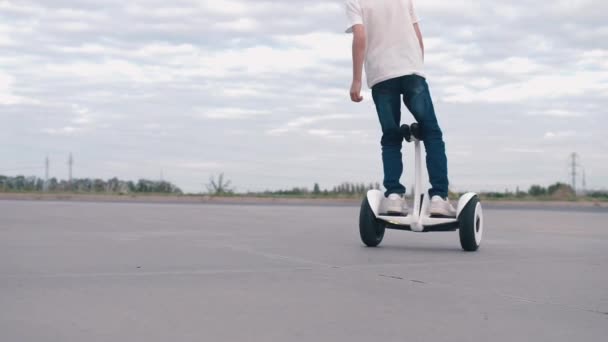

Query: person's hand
left=350, top=80, right=363, bottom=102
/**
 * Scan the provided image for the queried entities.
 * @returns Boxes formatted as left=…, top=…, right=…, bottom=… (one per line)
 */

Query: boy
left=345, top=0, right=456, bottom=217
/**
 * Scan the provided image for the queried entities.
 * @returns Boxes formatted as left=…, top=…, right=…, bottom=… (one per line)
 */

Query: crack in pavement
left=498, top=293, right=608, bottom=317
left=370, top=270, right=607, bottom=317
left=1, top=267, right=316, bottom=279
left=379, top=274, right=427, bottom=284
left=379, top=274, right=404, bottom=280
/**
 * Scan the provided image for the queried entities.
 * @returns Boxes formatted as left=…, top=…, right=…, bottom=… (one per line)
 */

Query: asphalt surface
left=1, top=200, right=607, bottom=341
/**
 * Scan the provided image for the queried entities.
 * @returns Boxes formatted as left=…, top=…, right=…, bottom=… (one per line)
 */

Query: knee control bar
left=399, top=123, right=422, bottom=143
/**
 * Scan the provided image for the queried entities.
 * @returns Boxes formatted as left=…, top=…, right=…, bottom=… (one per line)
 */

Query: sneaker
left=385, top=193, right=408, bottom=215
left=430, top=196, right=457, bottom=217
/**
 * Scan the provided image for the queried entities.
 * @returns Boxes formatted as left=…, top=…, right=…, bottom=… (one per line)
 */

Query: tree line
left=255, top=182, right=608, bottom=200
left=482, top=182, right=605, bottom=200
left=205, top=173, right=381, bottom=197
left=0, top=175, right=182, bottom=194
left=254, top=182, right=381, bottom=197
left=206, top=173, right=607, bottom=199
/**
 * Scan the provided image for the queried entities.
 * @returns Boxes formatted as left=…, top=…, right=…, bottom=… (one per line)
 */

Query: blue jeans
left=371, top=75, right=449, bottom=198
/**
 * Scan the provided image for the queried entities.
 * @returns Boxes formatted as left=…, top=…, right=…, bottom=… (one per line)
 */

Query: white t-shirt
left=345, top=0, right=424, bottom=88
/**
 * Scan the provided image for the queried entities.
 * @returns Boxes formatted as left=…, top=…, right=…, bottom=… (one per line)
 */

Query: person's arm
left=350, top=24, right=366, bottom=103
left=414, top=23, right=424, bottom=61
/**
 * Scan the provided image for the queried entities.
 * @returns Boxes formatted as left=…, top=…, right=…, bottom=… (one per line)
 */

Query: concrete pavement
left=1, top=200, right=607, bottom=341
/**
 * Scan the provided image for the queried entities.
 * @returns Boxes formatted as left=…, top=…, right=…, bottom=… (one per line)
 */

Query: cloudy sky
left=1, top=0, right=607, bottom=193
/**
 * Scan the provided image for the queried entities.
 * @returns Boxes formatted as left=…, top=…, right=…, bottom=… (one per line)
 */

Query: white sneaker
left=430, top=196, right=457, bottom=217
left=385, top=193, right=408, bottom=215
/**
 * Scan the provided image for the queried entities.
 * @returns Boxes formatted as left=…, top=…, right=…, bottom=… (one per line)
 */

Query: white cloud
left=503, top=147, right=545, bottom=153
left=198, top=42, right=345, bottom=78
left=53, top=8, right=108, bottom=21
left=275, top=32, right=350, bottom=62
left=200, top=107, right=270, bottom=120
left=484, top=57, right=545, bottom=75
left=125, top=5, right=195, bottom=18
left=304, top=2, right=342, bottom=14
left=417, top=0, right=482, bottom=17
left=267, top=114, right=353, bottom=136
left=42, top=126, right=79, bottom=136
left=578, top=49, right=608, bottom=69
left=469, top=77, right=495, bottom=89
left=528, top=109, right=586, bottom=118
left=199, top=0, right=250, bottom=16
left=491, top=4, right=524, bottom=20
left=444, top=72, right=608, bottom=103
left=0, top=72, right=27, bottom=105
left=308, top=129, right=333, bottom=136
left=1, top=0, right=607, bottom=191
left=214, top=17, right=259, bottom=32
left=551, top=0, right=597, bottom=13
left=70, top=104, right=94, bottom=125
left=177, top=161, right=223, bottom=170
left=43, top=59, right=174, bottom=84
left=0, top=24, right=15, bottom=45
left=544, top=131, right=576, bottom=140
left=0, top=1, right=43, bottom=14
left=54, top=21, right=93, bottom=32
left=306, top=129, right=370, bottom=141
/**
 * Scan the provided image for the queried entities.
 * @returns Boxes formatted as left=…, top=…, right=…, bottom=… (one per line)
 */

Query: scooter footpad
left=380, top=212, right=408, bottom=217
left=430, top=214, right=457, bottom=219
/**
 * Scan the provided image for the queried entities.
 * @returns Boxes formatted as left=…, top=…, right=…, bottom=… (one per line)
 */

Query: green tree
left=547, top=182, right=575, bottom=199
left=313, top=183, right=321, bottom=195
left=547, top=182, right=574, bottom=195
left=528, top=185, right=547, bottom=196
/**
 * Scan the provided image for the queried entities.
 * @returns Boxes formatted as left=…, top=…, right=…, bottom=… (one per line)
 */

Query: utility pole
left=570, top=152, right=578, bottom=194
left=582, top=168, right=587, bottom=195
left=44, top=156, right=49, bottom=192
left=68, top=153, right=73, bottom=190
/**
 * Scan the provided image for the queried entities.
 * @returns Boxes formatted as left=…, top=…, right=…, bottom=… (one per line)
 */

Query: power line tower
left=570, top=152, right=578, bottom=194
left=68, top=153, right=73, bottom=190
left=44, top=156, right=49, bottom=192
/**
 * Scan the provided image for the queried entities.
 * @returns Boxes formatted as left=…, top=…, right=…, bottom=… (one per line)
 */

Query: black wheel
left=458, top=196, right=483, bottom=252
left=359, top=197, right=385, bottom=247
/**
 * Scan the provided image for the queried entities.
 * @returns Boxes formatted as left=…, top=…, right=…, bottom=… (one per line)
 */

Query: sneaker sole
left=383, top=207, right=409, bottom=216
left=430, top=208, right=457, bottom=218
